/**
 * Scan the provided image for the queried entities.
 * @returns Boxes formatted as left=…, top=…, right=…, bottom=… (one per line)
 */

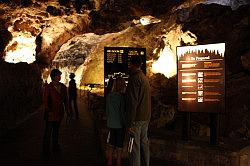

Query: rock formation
left=0, top=0, right=250, bottom=140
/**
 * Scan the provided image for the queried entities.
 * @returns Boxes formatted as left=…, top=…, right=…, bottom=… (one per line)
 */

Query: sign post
left=210, top=113, right=219, bottom=145
left=182, top=112, right=191, bottom=141
left=177, top=43, right=225, bottom=144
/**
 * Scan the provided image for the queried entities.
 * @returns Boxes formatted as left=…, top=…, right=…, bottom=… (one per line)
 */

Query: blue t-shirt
left=106, top=92, right=126, bottom=128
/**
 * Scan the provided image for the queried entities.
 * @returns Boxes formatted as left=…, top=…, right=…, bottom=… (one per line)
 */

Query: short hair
left=50, top=69, right=62, bottom=80
left=130, top=56, right=142, bottom=67
left=69, top=73, right=75, bottom=79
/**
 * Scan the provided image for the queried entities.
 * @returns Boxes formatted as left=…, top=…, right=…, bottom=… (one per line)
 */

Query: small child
left=106, top=76, right=126, bottom=166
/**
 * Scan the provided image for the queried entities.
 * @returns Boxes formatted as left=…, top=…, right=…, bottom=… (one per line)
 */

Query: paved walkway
left=0, top=97, right=103, bottom=166
left=0, top=96, right=180, bottom=166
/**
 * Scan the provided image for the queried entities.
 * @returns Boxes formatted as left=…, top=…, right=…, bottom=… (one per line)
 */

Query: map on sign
left=104, top=47, right=146, bottom=88
left=177, top=43, right=225, bottom=113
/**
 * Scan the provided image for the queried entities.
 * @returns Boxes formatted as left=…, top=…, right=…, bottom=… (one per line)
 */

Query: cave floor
left=0, top=96, right=179, bottom=166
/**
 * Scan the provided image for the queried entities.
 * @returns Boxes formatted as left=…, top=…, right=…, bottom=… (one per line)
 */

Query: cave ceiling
left=0, top=0, right=250, bottom=86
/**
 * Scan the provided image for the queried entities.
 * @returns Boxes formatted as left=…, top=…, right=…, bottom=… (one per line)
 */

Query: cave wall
left=206, top=0, right=250, bottom=10
left=0, top=61, right=42, bottom=134
left=39, top=14, right=90, bottom=64
left=177, top=3, right=250, bottom=137
left=180, top=4, right=250, bottom=75
left=0, top=0, right=92, bottom=134
left=1, top=0, right=250, bottom=140
left=84, top=2, right=250, bottom=138
left=54, top=2, right=250, bottom=138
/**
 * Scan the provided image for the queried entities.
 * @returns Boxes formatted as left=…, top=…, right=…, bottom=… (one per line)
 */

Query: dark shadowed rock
left=0, top=29, right=12, bottom=57
left=241, top=51, right=250, bottom=72
left=46, top=5, right=63, bottom=16
left=0, top=61, right=42, bottom=130
left=181, top=4, right=250, bottom=75
left=0, top=8, right=5, bottom=16
left=0, top=18, right=7, bottom=30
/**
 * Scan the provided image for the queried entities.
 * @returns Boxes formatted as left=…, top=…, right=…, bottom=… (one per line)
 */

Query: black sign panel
left=177, top=43, right=225, bottom=113
left=104, top=47, right=146, bottom=88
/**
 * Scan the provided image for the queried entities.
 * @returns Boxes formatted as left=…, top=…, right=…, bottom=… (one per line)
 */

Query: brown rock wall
left=0, top=61, right=42, bottom=134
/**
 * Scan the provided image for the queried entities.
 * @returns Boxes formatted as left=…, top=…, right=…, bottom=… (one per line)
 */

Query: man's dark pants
left=43, top=121, right=61, bottom=154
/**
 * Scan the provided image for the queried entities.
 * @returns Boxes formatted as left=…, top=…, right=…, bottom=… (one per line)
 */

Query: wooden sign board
left=177, top=43, right=225, bottom=113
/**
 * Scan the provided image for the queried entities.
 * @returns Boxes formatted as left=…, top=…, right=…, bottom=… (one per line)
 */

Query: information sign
left=104, top=47, right=146, bottom=88
left=177, top=43, right=225, bottom=113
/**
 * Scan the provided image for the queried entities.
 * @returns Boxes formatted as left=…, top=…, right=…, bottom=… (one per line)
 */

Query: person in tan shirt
left=126, top=56, right=151, bottom=166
